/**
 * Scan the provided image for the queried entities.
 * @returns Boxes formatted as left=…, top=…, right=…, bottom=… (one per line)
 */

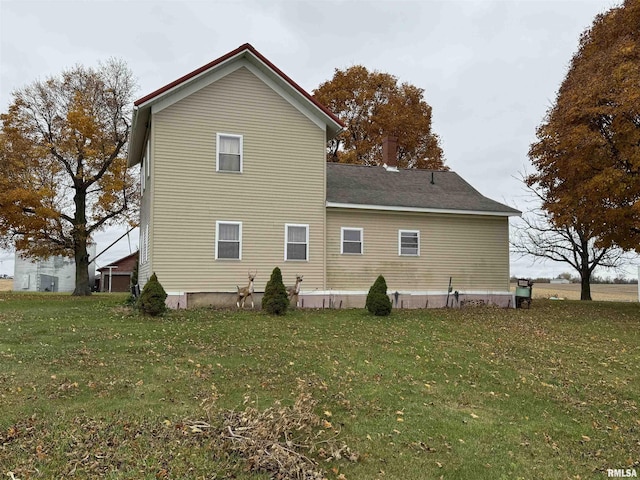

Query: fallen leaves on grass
left=1, top=386, right=358, bottom=479
left=216, top=386, right=358, bottom=479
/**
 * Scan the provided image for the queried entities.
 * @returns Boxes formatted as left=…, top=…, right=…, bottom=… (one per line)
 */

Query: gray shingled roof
left=326, top=163, right=520, bottom=215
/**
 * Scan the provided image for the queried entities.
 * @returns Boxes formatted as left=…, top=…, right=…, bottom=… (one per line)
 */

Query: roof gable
left=326, top=163, right=521, bottom=216
left=128, top=44, right=343, bottom=167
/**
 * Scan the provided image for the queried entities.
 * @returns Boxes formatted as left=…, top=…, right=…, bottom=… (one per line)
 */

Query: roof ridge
left=133, top=43, right=344, bottom=128
left=327, top=162, right=454, bottom=173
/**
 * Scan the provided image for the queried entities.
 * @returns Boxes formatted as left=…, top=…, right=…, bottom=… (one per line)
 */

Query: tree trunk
left=73, top=236, right=91, bottom=296
left=580, top=270, right=592, bottom=301
left=72, top=186, right=92, bottom=296
left=576, top=239, right=593, bottom=301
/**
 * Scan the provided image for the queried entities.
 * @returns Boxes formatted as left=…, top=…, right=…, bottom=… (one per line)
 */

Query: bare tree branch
left=511, top=175, right=634, bottom=300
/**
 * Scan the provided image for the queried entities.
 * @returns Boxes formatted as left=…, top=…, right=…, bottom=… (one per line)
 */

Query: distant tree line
left=511, top=275, right=638, bottom=285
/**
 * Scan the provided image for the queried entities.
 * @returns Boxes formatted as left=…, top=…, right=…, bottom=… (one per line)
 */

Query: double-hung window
left=341, top=227, right=363, bottom=254
left=145, top=140, right=150, bottom=185
left=399, top=230, right=420, bottom=256
left=141, top=141, right=150, bottom=192
left=216, top=221, right=242, bottom=260
left=216, top=133, right=242, bottom=173
left=285, top=224, right=308, bottom=261
left=140, top=224, right=149, bottom=264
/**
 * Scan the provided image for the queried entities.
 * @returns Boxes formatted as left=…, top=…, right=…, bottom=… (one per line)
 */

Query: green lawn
left=1, top=293, right=639, bottom=479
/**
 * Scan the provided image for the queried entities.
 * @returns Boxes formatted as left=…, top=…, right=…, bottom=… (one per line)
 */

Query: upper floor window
left=285, top=224, right=308, bottom=261
left=341, top=227, right=363, bottom=254
left=140, top=224, right=149, bottom=264
left=217, top=133, right=243, bottom=173
left=145, top=140, right=150, bottom=179
left=141, top=140, right=150, bottom=192
left=216, top=221, right=242, bottom=260
left=399, top=230, right=420, bottom=256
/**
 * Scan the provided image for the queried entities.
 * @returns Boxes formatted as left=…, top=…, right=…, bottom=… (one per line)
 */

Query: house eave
left=127, top=107, right=150, bottom=167
left=127, top=44, right=344, bottom=168
left=326, top=201, right=522, bottom=217
left=133, top=46, right=249, bottom=110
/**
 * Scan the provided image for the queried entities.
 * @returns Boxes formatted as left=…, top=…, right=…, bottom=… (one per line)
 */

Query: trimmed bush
left=366, top=275, right=386, bottom=307
left=137, top=272, right=167, bottom=316
left=366, top=275, right=392, bottom=316
left=262, top=267, right=289, bottom=315
left=365, top=275, right=388, bottom=310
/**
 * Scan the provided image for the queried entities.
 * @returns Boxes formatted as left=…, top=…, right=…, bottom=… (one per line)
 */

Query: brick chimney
left=382, top=136, right=398, bottom=171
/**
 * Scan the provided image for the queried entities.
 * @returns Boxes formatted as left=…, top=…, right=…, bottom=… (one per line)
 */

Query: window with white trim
left=341, top=227, right=363, bottom=254
left=216, top=133, right=242, bottom=172
left=140, top=224, right=149, bottom=264
left=399, top=230, right=420, bottom=256
left=144, top=224, right=149, bottom=263
left=145, top=140, right=150, bottom=180
left=285, top=224, right=308, bottom=261
left=141, top=140, right=150, bottom=192
left=216, top=221, right=242, bottom=260
left=139, top=227, right=144, bottom=263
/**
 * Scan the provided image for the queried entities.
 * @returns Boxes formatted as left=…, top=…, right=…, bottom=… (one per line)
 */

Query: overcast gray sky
left=1, top=0, right=633, bottom=279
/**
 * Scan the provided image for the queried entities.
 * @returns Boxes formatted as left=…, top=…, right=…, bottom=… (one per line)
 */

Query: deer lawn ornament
left=287, top=274, right=303, bottom=305
left=236, top=271, right=256, bottom=309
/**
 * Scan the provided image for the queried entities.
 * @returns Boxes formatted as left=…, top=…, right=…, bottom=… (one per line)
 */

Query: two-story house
left=127, top=43, right=520, bottom=309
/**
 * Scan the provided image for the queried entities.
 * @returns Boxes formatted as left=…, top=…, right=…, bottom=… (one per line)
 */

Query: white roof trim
left=244, top=62, right=328, bottom=131
left=150, top=61, right=243, bottom=114
left=326, top=201, right=520, bottom=217
left=143, top=53, right=339, bottom=133
left=136, top=50, right=245, bottom=110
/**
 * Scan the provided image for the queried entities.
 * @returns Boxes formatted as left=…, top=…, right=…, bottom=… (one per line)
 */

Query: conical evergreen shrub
left=365, top=275, right=387, bottom=309
left=137, top=272, right=167, bottom=316
left=262, top=267, right=289, bottom=315
left=366, top=275, right=392, bottom=316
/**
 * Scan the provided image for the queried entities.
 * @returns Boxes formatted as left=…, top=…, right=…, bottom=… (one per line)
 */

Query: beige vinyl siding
left=150, top=66, right=326, bottom=293
left=138, top=135, right=154, bottom=286
left=326, top=208, right=510, bottom=292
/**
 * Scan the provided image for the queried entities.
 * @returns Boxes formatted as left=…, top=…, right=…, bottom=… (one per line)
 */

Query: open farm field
left=519, top=282, right=639, bottom=302
left=0, top=279, right=13, bottom=292
left=0, top=292, right=639, bottom=479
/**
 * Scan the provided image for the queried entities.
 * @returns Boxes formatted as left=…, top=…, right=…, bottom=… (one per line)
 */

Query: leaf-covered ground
left=0, top=293, right=638, bottom=479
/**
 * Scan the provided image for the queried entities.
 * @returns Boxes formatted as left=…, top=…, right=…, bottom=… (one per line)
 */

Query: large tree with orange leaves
left=527, top=0, right=640, bottom=254
left=313, top=66, right=446, bottom=170
left=0, top=59, right=139, bottom=295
